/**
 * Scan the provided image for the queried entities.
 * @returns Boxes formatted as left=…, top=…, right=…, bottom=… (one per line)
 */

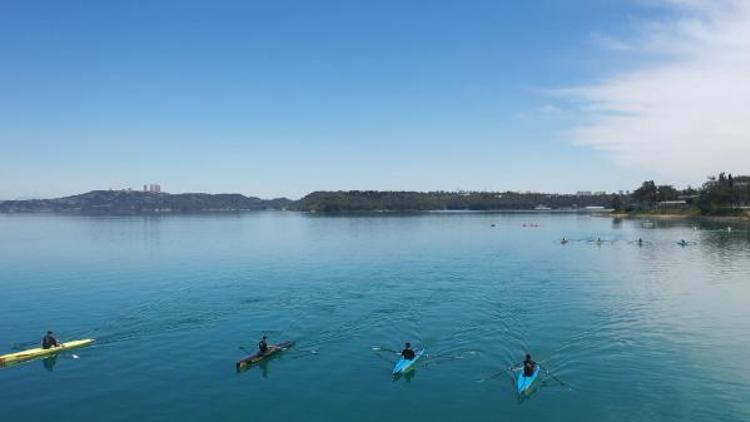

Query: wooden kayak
left=236, top=340, right=293, bottom=370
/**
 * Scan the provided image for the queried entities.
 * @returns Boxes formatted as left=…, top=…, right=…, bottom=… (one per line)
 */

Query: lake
left=1, top=212, right=748, bottom=421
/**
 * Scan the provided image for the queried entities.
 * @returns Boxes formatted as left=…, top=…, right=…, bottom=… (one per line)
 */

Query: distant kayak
left=0, top=338, right=94, bottom=367
left=236, top=340, right=293, bottom=370
left=516, top=365, right=541, bottom=394
left=392, top=349, right=424, bottom=375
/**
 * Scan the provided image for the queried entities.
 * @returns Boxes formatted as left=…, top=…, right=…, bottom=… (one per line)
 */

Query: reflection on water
left=42, top=355, right=57, bottom=372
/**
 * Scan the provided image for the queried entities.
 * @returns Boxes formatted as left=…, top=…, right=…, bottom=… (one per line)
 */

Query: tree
left=633, top=181, right=658, bottom=207
left=696, top=172, right=736, bottom=214
left=610, top=195, right=624, bottom=212
left=656, top=185, right=678, bottom=202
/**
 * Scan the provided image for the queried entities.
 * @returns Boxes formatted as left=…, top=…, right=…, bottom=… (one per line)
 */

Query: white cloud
left=565, top=0, right=750, bottom=184
left=537, top=104, right=563, bottom=114
left=590, top=32, right=634, bottom=51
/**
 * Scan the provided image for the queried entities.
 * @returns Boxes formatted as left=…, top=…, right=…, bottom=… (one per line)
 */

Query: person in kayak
left=522, top=353, right=536, bottom=377
left=258, top=336, right=269, bottom=355
left=42, top=331, right=60, bottom=349
left=401, top=342, right=416, bottom=360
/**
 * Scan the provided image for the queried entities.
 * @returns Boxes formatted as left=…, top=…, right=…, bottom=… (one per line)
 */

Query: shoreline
left=604, top=211, right=750, bottom=223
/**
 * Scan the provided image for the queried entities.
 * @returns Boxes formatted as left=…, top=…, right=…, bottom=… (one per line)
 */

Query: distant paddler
left=522, top=353, right=536, bottom=376
left=637, top=237, right=643, bottom=246
left=514, top=353, right=542, bottom=395
left=42, top=331, right=61, bottom=349
left=677, top=239, right=689, bottom=246
left=258, top=335, right=269, bottom=356
left=401, top=342, right=416, bottom=360
left=560, top=237, right=568, bottom=244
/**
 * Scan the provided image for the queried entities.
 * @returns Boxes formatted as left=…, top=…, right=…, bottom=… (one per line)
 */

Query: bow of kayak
left=516, top=365, right=541, bottom=394
left=236, top=340, right=294, bottom=370
left=392, top=349, right=424, bottom=375
left=0, top=339, right=95, bottom=367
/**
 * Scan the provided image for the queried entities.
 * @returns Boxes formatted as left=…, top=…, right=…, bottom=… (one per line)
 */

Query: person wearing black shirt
left=258, top=336, right=269, bottom=355
left=42, top=331, right=60, bottom=349
left=401, top=342, right=416, bottom=360
left=522, top=353, right=536, bottom=376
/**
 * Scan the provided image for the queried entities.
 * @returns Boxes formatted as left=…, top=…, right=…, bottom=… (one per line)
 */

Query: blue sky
left=1, top=1, right=748, bottom=199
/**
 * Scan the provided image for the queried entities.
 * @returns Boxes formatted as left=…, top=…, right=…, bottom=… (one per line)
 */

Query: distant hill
left=0, top=189, right=616, bottom=214
left=291, top=190, right=615, bottom=212
left=0, top=190, right=293, bottom=214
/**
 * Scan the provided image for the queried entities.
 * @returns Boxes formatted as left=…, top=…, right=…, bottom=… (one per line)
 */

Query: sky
left=1, top=0, right=748, bottom=199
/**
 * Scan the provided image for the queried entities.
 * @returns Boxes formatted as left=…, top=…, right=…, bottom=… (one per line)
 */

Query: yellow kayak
left=0, top=339, right=94, bottom=366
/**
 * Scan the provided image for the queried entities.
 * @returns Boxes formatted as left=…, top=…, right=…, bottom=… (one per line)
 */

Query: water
left=1, top=212, right=749, bottom=421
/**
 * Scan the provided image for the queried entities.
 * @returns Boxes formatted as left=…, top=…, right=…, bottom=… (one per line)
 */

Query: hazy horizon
left=2, top=1, right=748, bottom=199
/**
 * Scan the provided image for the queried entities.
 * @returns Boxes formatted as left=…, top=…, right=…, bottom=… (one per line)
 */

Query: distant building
left=593, top=191, right=607, bottom=195
left=658, top=200, right=689, bottom=208
left=146, top=184, right=162, bottom=193
left=576, top=191, right=592, bottom=196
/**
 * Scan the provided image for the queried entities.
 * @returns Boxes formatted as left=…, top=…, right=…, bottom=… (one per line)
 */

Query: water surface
left=1, top=213, right=748, bottom=421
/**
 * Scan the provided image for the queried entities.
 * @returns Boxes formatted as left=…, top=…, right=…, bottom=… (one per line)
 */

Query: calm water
left=1, top=213, right=749, bottom=421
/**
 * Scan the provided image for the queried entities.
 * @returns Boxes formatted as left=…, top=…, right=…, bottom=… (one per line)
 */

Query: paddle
left=371, top=346, right=402, bottom=355
left=421, top=350, right=478, bottom=367
left=476, top=362, right=521, bottom=383
left=11, top=340, right=40, bottom=351
left=540, top=364, right=572, bottom=390
left=424, top=349, right=475, bottom=359
left=241, top=343, right=314, bottom=357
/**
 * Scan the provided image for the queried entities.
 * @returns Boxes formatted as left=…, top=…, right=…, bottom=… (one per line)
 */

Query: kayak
left=0, top=339, right=94, bottom=367
left=236, top=340, right=293, bottom=370
left=516, top=364, right=541, bottom=394
left=392, top=349, right=424, bottom=375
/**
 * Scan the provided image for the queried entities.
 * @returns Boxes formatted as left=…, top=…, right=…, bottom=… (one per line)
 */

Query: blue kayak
left=392, top=349, right=424, bottom=375
left=516, top=364, right=541, bottom=394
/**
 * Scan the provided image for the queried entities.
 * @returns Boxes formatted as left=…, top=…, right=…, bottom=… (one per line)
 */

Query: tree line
left=614, top=172, right=750, bottom=215
left=292, top=190, right=615, bottom=212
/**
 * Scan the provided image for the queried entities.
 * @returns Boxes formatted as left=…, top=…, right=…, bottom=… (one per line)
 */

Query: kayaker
left=637, top=237, right=643, bottom=246
left=41, top=331, right=60, bottom=349
left=561, top=237, right=568, bottom=244
left=258, top=336, right=269, bottom=355
left=401, top=342, right=416, bottom=360
left=522, top=353, right=536, bottom=377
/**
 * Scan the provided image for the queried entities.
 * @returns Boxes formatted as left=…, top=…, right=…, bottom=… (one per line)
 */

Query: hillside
left=0, top=190, right=292, bottom=214
left=291, top=190, right=615, bottom=212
